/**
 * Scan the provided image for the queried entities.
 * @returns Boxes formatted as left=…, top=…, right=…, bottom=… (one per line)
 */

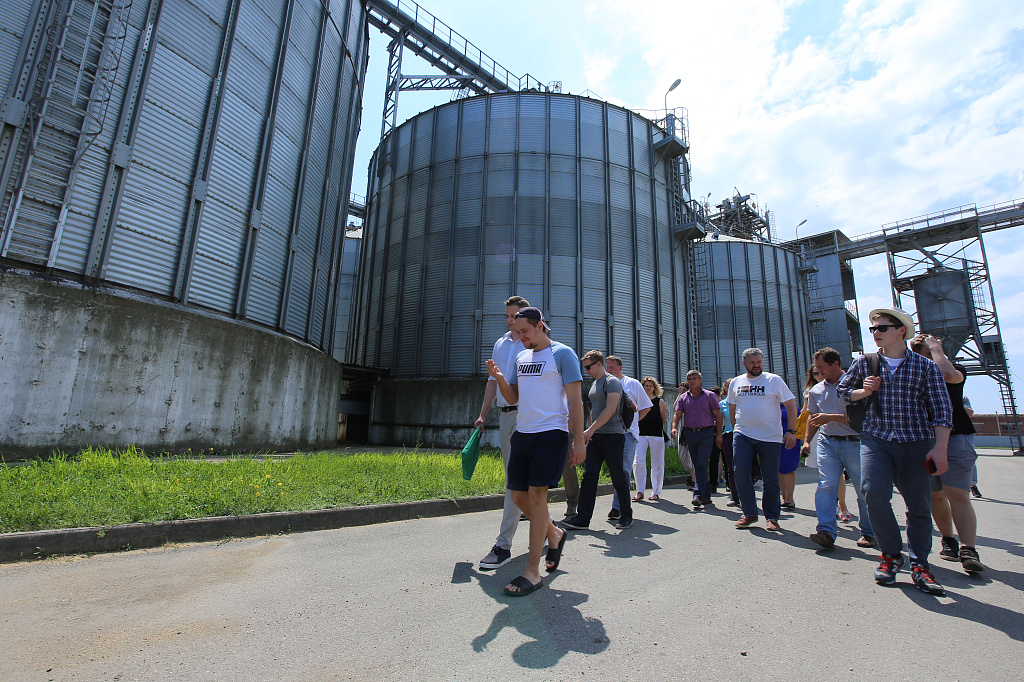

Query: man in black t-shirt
left=910, top=335, right=984, bottom=573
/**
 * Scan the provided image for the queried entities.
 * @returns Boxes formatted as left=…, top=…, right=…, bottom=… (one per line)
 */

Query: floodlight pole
left=795, top=218, right=807, bottom=240
left=664, top=78, right=681, bottom=118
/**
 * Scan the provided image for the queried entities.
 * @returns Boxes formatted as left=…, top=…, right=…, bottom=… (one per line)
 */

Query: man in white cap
left=837, top=307, right=953, bottom=595
left=487, top=307, right=586, bottom=597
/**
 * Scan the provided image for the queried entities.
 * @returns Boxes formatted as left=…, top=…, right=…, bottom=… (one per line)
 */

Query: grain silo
left=913, top=267, right=976, bottom=357
left=697, top=236, right=812, bottom=394
left=0, top=0, right=369, bottom=455
left=350, top=92, right=695, bottom=446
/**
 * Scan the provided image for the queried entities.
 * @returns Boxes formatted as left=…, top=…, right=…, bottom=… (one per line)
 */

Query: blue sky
left=351, top=0, right=1024, bottom=414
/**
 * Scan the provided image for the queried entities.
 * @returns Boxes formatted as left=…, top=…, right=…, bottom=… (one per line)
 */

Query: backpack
left=845, top=352, right=880, bottom=432
left=602, top=376, right=636, bottom=428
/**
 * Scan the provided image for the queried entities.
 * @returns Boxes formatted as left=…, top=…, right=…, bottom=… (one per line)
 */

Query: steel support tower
left=791, top=198, right=1024, bottom=454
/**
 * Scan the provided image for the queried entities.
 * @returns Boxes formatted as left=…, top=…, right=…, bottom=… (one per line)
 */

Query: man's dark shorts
left=508, top=429, right=570, bottom=490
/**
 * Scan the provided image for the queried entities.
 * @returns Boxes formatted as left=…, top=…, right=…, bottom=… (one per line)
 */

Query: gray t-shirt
left=589, top=374, right=625, bottom=434
left=806, top=372, right=858, bottom=437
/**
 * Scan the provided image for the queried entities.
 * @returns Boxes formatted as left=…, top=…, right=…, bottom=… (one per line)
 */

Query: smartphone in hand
left=925, top=458, right=938, bottom=475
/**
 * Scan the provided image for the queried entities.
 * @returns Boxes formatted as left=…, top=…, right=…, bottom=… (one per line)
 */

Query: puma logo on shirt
left=518, top=362, right=545, bottom=375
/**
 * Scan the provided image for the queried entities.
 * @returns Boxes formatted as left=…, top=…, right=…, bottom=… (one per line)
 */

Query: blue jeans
left=860, top=434, right=935, bottom=567
left=732, top=432, right=781, bottom=520
left=612, top=432, right=639, bottom=510
left=683, top=427, right=715, bottom=500
left=814, top=436, right=873, bottom=540
left=575, top=433, right=631, bottom=524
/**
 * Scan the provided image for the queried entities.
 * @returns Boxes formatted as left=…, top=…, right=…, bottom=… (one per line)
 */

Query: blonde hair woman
left=636, top=377, right=669, bottom=501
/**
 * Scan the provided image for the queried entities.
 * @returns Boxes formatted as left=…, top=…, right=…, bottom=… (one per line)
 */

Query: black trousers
left=575, top=433, right=631, bottom=523
left=709, top=440, right=721, bottom=491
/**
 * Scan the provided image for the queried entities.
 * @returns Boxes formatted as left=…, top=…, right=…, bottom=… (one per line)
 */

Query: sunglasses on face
left=869, top=324, right=900, bottom=333
left=583, top=362, right=597, bottom=370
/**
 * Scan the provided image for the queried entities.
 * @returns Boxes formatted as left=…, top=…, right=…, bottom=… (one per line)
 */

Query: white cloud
left=582, top=53, right=618, bottom=93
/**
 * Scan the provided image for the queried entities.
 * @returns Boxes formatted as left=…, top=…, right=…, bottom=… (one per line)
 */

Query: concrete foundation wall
left=0, top=270, right=342, bottom=457
left=369, top=376, right=684, bottom=450
left=371, top=378, right=494, bottom=450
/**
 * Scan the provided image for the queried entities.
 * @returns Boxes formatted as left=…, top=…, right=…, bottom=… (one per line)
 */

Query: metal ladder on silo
left=668, top=160, right=708, bottom=370
left=798, top=244, right=826, bottom=350
left=0, top=0, right=130, bottom=266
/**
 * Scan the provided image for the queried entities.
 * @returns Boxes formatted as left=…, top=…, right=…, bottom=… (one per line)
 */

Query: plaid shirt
left=836, top=348, right=953, bottom=442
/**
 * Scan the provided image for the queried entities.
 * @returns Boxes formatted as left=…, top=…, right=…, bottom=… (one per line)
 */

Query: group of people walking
left=474, top=297, right=984, bottom=598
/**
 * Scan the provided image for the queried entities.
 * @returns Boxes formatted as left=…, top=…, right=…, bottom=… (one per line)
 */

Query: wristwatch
left=786, top=429, right=796, bottom=434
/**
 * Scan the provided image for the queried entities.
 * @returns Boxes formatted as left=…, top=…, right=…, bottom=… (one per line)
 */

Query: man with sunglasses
left=563, top=351, right=634, bottom=530
left=837, top=308, right=953, bottom=595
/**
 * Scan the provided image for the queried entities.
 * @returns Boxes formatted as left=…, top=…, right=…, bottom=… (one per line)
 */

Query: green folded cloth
left=461, top=426, right=483, bottom=480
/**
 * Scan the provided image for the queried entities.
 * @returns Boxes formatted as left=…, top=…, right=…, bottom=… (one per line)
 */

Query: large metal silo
left=698, top=237, right=811, bottom=394
left=913, top=266, right=976, bottom=357
left=0, top=0, right=368, bottom=351
left=352, top=93, right=691, bottom=389
left=0, top=0, right=368, bottom=455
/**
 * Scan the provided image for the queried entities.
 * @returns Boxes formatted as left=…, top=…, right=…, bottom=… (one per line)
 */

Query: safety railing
left=367, top=0, right=546, bottom=93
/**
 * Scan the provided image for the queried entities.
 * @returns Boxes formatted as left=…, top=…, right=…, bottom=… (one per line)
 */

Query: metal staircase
left=996, top=365, right=1022, bottom=453
left=797, top=244, right=826, bottom=350
left=656, top=108, right=707, bottom=370
left=0, top=0, right=131, bottom=266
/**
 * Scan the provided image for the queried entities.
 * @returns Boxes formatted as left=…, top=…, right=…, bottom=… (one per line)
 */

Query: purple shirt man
left=673, top=389, right=719, bottom=428
left=669, top=370, right=724, bottom=507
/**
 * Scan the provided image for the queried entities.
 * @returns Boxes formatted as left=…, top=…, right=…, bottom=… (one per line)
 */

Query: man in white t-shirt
left=475, top=295, right=528, bottom=571
left=487, top=307, right=586, bottom=597
left=728, top=348, right=797, bottom=531
left=606, top=356, right=652, bottom=514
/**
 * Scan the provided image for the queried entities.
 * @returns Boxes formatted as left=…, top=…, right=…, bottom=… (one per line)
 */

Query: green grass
left=0, top=445, right=688, bottom=534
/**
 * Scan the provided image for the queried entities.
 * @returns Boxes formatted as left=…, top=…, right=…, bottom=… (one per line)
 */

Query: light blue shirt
left=719, top=398, right=733, bottom=433
left=488, top=330, right=525, bottom=407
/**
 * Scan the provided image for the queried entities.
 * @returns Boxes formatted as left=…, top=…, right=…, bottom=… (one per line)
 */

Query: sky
left=350, top=0, right=1024, bottom=415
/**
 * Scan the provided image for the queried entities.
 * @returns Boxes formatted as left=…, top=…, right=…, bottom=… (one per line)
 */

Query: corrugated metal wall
left=352, top=93, right=690, bottom=386
left=0, top=0, right=368, bottom=353
left=332, top=231, right=360, bottom=360
left=698, top=238, right=810, bottom=394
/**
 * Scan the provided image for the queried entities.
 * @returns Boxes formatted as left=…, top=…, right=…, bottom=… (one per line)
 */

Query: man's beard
left=747, top=367, right=762, bottom=376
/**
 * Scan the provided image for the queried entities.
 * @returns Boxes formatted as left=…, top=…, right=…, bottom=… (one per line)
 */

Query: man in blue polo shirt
left=487, top=307, right=586, bottom=597
left=837, top=308, right=952, bottom=595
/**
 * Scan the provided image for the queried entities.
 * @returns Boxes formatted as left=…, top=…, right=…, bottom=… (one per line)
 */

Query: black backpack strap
left=865, top=352, right=880, bottom=415
left=867, top=351, right=880, bottom=377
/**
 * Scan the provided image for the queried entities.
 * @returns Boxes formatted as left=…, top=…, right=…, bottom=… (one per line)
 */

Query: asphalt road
left=2, top=449, right=1022, bottom=681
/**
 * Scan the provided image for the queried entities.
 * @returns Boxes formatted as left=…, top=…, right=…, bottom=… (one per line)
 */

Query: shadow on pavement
left=580, top=519, right=677, bottom=560
left=970, top=497, right=1024, bottom=509
left=636, top=497, right=691, bottom=516
left=897, top=581, right=1024, bottom=642
left=451, top=561, right=609, bottom=669
left=975, top=534, right=1024, bottom=558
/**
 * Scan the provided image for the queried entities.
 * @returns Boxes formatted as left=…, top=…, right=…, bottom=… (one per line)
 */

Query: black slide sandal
left=545, top=528, right=568, bottom=572
left=504, top=575, right=543, bottom=596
